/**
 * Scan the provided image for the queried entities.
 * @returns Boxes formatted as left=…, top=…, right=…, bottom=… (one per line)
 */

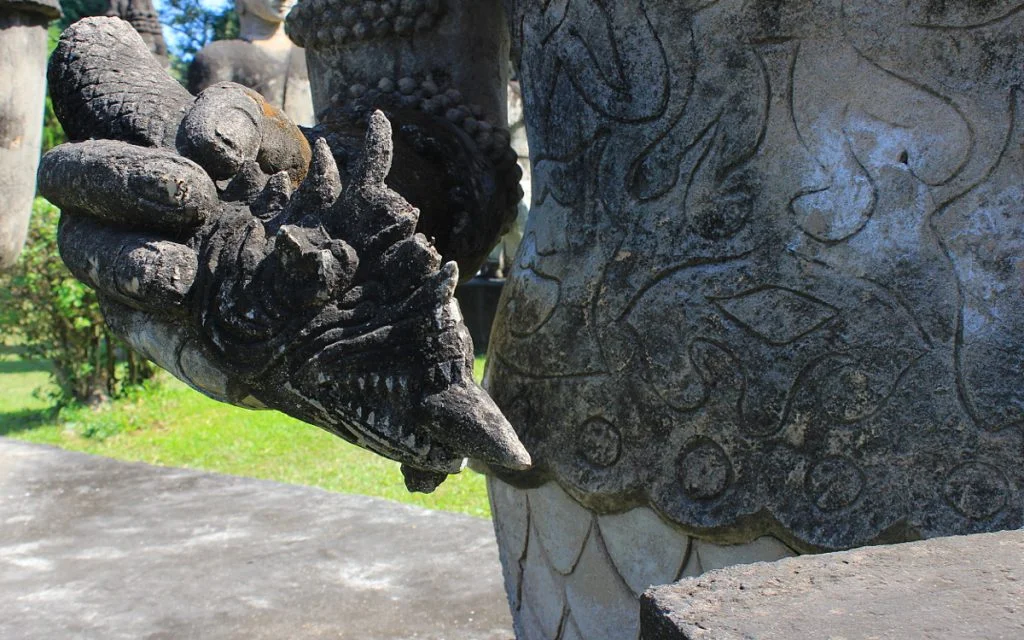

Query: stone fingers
left=39, top=140, right=218, bottom=235
left=57, top=214, right=197, bottom=315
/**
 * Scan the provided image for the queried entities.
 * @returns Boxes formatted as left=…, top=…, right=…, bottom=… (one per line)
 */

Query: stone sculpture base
left=641, top=529, right=1024, bottom=640
left=487, top=477, right=795, bottom=640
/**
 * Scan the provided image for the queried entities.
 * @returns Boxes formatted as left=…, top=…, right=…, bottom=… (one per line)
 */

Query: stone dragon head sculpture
left=41, top=17, right=529, bottom=492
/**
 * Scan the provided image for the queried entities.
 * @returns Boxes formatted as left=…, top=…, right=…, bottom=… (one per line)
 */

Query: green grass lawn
left=0, top=346, right=493, bottom=518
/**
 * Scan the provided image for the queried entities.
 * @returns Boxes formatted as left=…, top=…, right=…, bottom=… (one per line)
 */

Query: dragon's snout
left=199, top=114, right=531, bottom=492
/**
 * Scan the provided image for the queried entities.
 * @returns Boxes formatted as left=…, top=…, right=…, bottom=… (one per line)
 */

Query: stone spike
left=354, top=110, right=393, bottom=187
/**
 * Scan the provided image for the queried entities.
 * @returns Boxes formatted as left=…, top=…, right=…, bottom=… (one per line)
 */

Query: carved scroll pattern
left=488, top=0, right=1024, bottom=550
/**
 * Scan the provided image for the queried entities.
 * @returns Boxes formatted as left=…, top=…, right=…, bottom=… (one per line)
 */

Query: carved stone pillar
left=486, top=1, right=1024, bottom=637
left=0, top=0, right=59, bottom=268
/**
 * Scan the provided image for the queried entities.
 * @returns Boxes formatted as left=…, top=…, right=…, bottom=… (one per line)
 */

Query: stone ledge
left=641, top=530, right=1024, bottom=640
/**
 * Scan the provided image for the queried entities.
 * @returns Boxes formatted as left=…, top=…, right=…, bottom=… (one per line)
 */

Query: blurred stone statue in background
left=0, top=0, right=60, bottom=268
left=41, top=1, right=1024, bottom=638
left=187, top=0, right=313, bottom=126
left=105, top=0, right=167, bottom=66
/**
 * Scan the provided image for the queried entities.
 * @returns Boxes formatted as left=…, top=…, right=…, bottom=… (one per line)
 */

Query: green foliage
left=57, top=0, right=108, bottom=29
left=0, top=199, right=155, bottom=406
left=0, top=357, right=493, bottom=517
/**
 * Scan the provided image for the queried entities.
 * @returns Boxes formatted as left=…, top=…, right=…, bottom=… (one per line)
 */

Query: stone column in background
left=0, top=0, right=59, bottom=268
left=106, top=0, right=168, bottom=67
left=188, top=0, right=313, bottom=126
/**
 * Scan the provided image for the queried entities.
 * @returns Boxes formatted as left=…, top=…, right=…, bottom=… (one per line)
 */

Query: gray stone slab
left=641, top=530, right=1024, bottom=640
left=0, top=438, right=512, bottom=639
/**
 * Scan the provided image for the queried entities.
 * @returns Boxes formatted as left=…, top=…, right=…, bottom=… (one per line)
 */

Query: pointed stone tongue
left=420, top=382, right=532, bottom=471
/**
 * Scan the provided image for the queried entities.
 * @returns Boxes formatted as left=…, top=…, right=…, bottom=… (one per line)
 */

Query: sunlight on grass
left=1, top=350, right=494, bottom=518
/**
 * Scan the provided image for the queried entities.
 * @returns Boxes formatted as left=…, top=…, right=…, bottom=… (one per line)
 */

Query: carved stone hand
left=40, top=17, right=530, bottom=492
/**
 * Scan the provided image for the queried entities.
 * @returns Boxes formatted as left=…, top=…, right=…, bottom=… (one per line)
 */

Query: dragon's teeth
left=398, top=376, right=408, bottom=390
left=358, top=377, right=366, bottom=391
left=367, top=411, right=375, bottom=426
left=356, top=406, right=363, bottom=418
left=385, top=377, right=394, bottom=392
left=371, top=373, right=379, bottom=387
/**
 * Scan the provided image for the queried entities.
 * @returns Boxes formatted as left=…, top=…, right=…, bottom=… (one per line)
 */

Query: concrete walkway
left=0, top=439, right=513, bottom=639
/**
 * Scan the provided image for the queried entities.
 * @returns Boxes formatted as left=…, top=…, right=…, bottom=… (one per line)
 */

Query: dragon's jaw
left=191, top=114, right=531, bottom=492
left=307, top=369, right=531, bottom=477
left=42, top=19, right=529, bottom=495
left=279, top=296, right=531, bottom=491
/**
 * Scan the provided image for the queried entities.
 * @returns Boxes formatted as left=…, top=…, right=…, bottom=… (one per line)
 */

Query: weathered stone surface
left=564, top=530, right=641, bottom=640
left=290, top=0, right=522, bottom=281
left=0, top=0, right=57, bottom=268
left=487, top=0, right=1024, bottom=552
left=486, top=477, right=530, bottom=614
left=688, top=537, right=795, bottom=575
left=189, top=0, right=313, bottom=125
left=641, top=530, right=1024, bottom=640
left=529, top=481, right=593, bottom=575
left=597, top=507, right=690, bottom=597
left=489, top=478, right=801, bottom=640
left=43, top=17, right=529, bottom=492
left=519, top=520, right=567, bottom=639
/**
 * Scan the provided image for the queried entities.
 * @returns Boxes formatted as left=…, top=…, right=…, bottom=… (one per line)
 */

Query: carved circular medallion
left=677, top=439, right=731, bottom=500
left=805, top=457, right=866, bottom=512
left=578, top=417, right=622, bottom=468
left=944, top=463, right=1009, bottom=520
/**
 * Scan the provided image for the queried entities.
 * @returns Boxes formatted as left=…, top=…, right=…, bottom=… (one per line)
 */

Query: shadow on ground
left=0, top=408, right=53, bottom=437
left=0, top=351, right=54, bottom=436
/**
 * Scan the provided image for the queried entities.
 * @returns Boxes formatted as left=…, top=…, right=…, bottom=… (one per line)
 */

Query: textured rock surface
left=488, top=477, right=796, bottom=640
left=189, top=0, right=313, bottom=125
left=641, top=530, right=1024, bottom=640
left=487, top=0, right=1024, bottom=551
left=43, top=17, right=529, bottom=492
left=289, top=0, right=522, bottom=281
left=0, top=0, right=58, bottom=268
